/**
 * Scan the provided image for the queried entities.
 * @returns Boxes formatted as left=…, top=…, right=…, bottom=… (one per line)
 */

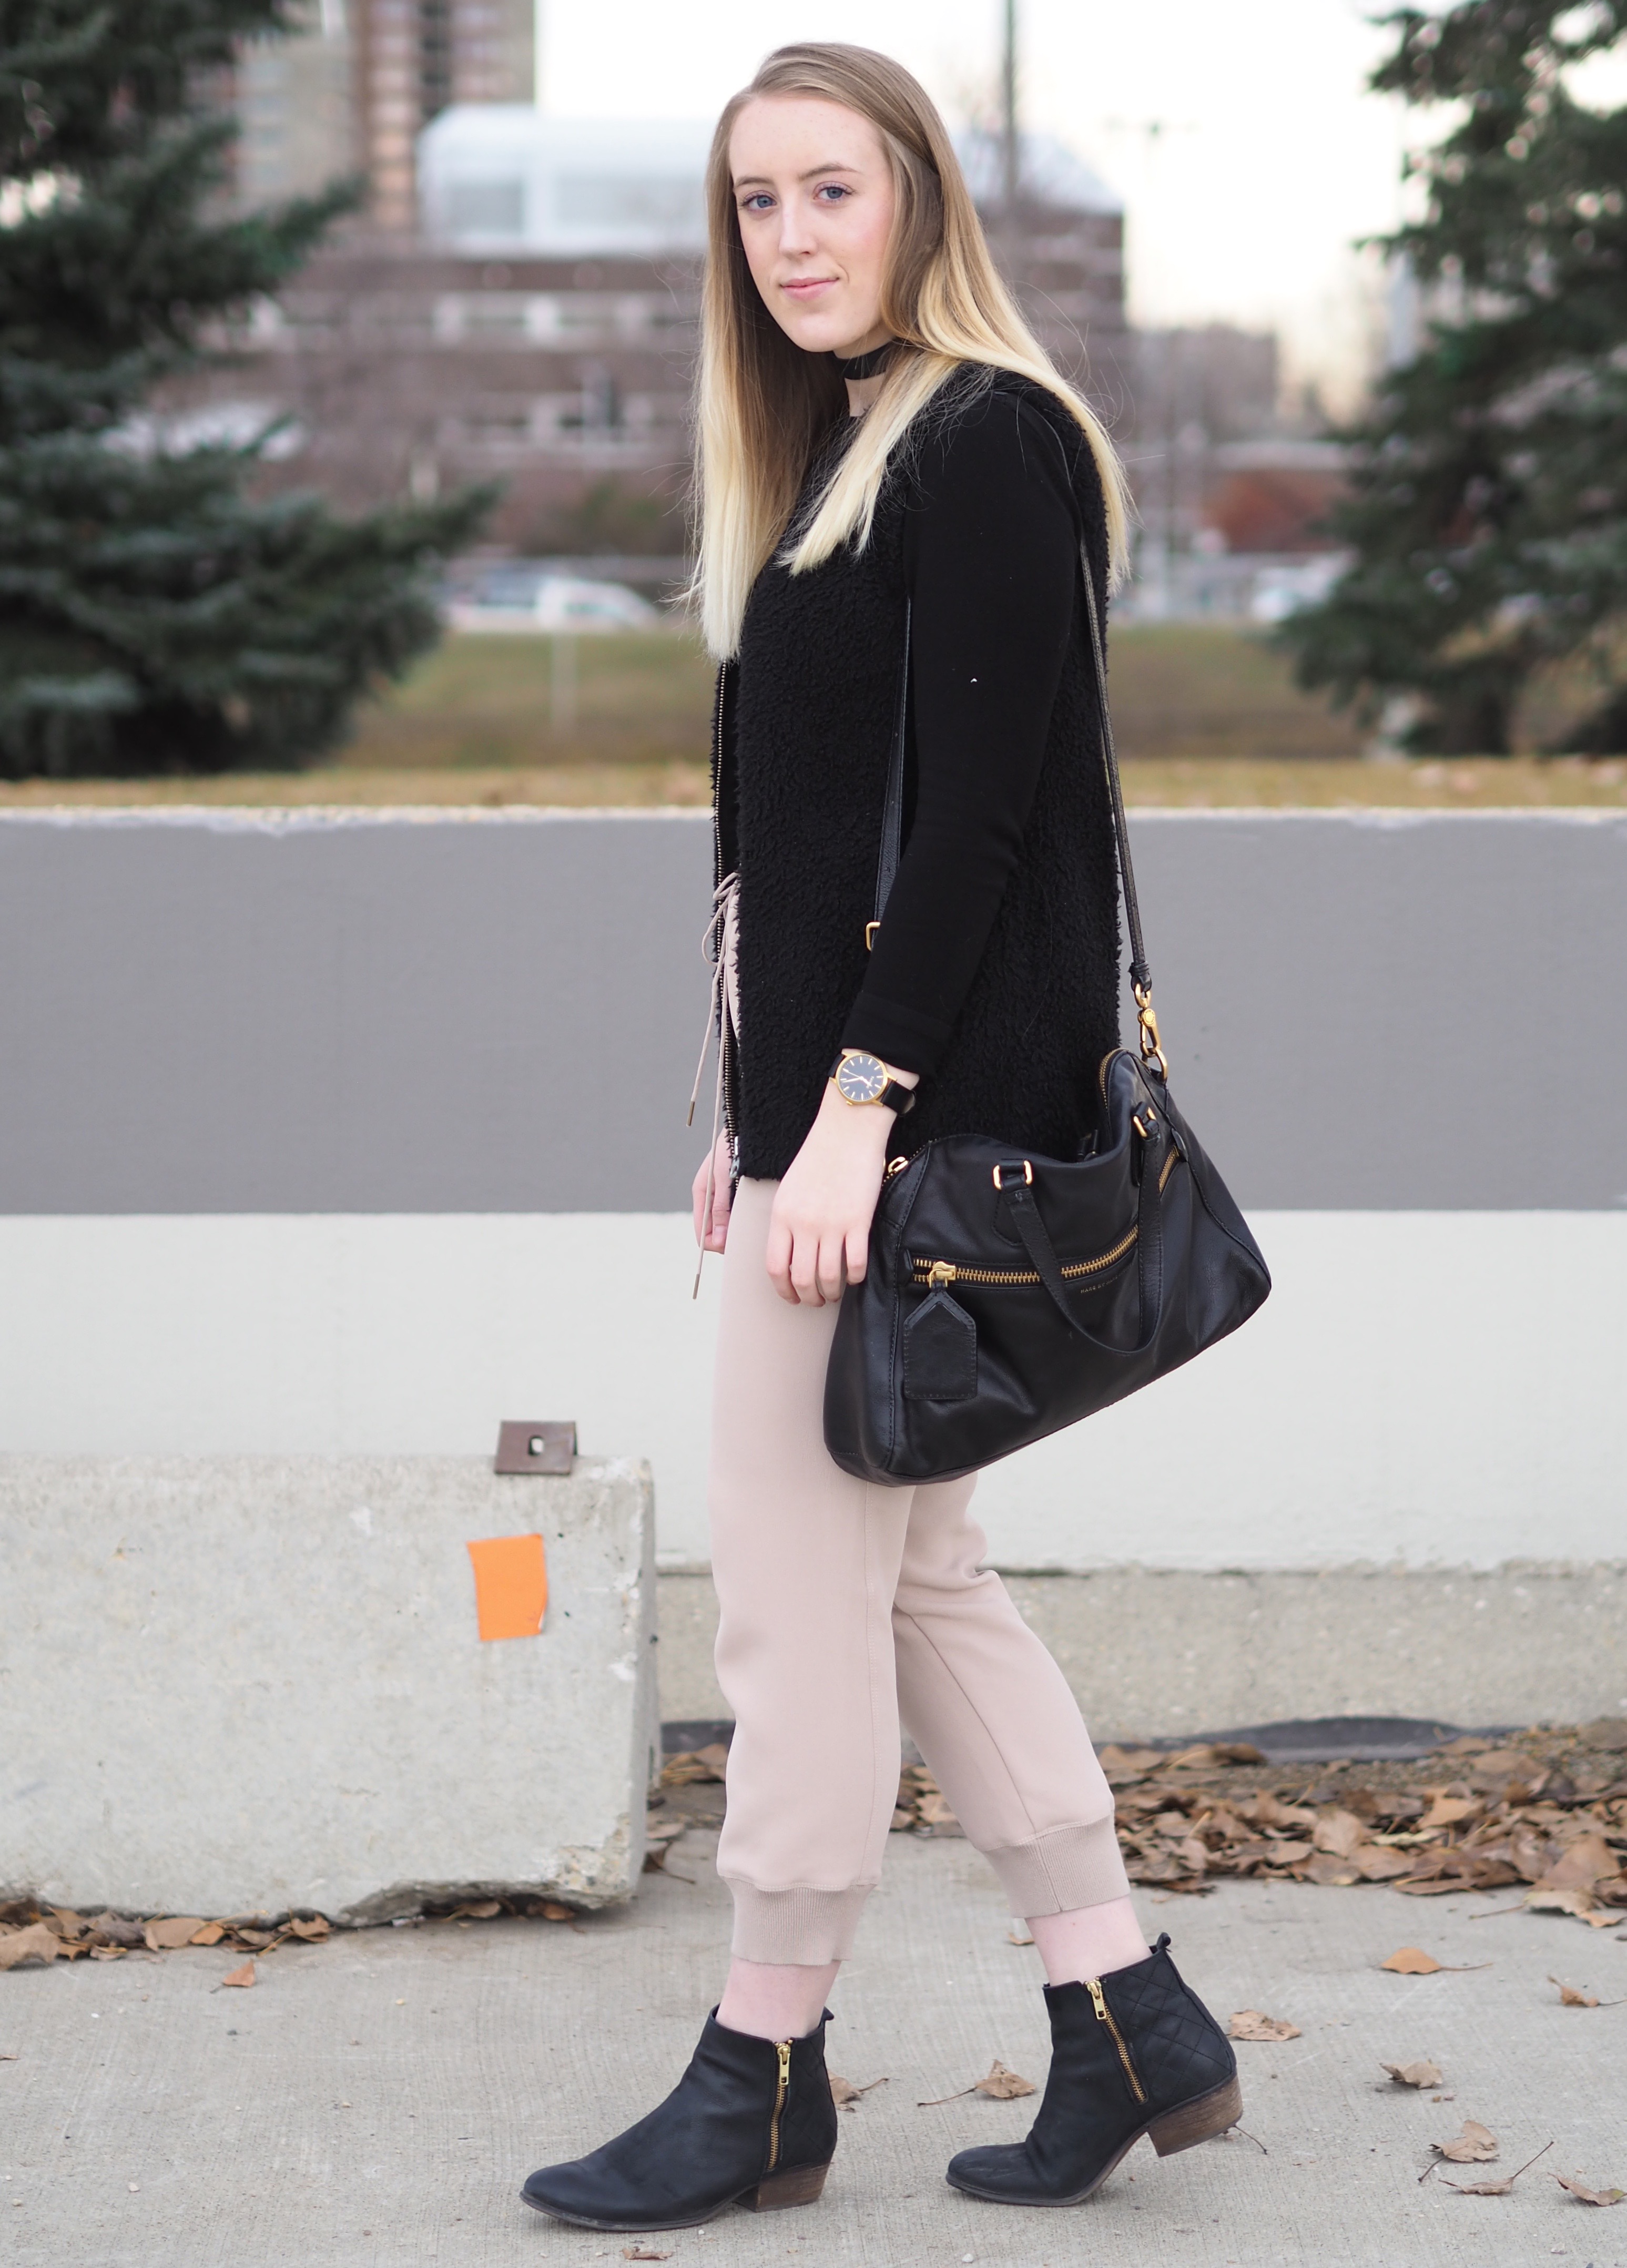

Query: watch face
left=836, top=1051, right=888, bottom=1103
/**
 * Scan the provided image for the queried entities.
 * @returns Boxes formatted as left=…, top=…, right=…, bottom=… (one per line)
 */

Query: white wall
left=3, top=1211, right=1620, bottom=1573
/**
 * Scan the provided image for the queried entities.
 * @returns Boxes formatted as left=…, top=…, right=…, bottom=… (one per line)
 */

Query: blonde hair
left=692, top=41, right=1131, bottom=658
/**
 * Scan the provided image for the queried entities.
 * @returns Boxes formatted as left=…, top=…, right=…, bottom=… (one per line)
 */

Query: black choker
left=835, top=342, right=898, bottom=379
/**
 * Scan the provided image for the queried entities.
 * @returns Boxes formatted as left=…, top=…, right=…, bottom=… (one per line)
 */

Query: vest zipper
left=767, top=2039, right=792, bottom=2168
left=1087, top=1978, right=1146, bottom=2102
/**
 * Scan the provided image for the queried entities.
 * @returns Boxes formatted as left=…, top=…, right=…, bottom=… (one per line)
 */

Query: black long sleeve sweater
left=839, top=385, right=1082, bottom=1078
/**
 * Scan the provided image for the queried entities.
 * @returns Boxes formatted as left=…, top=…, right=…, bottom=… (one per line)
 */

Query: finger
left=845, top=1224, right=869, bottom=1285
left=765, top=1213, right=798, bottom=1304
left=815, top=1235, right=846, bottom=1304
left=692, top=1165, right=709, bottom=1248
left=790, top=1232, right=825, bottom=1307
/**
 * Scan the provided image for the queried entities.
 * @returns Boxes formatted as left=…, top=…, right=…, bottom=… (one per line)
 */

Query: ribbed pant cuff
left=725, top=1881, right=873, bottom=1965
left=985, top=1817, right=1132, bottom=1919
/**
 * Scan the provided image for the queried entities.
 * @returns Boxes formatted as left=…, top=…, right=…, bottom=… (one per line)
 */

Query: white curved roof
left=416, top=110, right=1122, bottom=258
left=418, top=109, right=711, bottom=255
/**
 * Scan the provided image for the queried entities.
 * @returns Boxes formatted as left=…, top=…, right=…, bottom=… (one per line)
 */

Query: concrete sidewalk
left=4, top=1829, right=1623, bottom=2268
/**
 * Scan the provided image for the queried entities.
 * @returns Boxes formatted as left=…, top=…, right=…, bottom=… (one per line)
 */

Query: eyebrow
left=731, top=161, right=862, bottom=190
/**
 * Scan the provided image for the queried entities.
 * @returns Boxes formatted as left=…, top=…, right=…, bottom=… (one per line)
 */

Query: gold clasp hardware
left=992, top=1160, right=1034, bottom=1192
left=1132, top=1107, right=1157, bottom=1138
left=865, top=920, right=880, bottom=951
left=1133, top=983, right=1169, bottom=1079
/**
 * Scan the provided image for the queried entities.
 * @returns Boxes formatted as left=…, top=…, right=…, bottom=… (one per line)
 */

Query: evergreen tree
left=1280, top=1, right=1627, bottom=754
left=0, top=2, right=493, bottom=776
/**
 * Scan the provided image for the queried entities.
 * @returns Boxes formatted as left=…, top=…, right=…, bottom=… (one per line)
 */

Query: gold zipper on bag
left=767, top=2039, right=792, bottom=2168
left=910, top=1150, right=1180, bottom=1293
left=1087, top=1978, right=1146, bottom=2102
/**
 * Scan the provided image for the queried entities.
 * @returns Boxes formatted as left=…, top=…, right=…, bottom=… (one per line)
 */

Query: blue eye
left=815, top=184, right=851, bottom=202
left=740, top=193, right=775, bottom=213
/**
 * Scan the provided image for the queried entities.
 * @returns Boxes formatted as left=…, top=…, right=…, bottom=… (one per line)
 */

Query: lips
left=782, top=277, right=839, bottom=296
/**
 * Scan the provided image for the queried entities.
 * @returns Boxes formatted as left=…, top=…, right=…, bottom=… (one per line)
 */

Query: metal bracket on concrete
left=494, top=1419, right=577, bottom=1474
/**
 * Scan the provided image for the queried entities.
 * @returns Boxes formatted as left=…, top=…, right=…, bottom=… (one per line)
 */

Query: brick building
left=182, top=95, right=1131, bottom=554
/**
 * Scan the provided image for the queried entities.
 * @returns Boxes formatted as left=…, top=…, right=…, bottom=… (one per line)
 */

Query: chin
left=778, top=305, right=856, bottom=358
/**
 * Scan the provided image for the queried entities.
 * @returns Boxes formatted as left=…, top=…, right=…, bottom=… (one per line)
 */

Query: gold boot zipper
left=1087, top=1978, right=1146, bottom=2103
left=767, top=2039, right=792, bottom=2169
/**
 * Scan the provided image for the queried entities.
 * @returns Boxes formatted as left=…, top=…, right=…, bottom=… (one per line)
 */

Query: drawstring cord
left=689, top=872, right=739, bottom=1298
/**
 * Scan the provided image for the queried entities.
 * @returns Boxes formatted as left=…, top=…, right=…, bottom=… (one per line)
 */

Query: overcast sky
left=541, top=0, right=1417, bottom=402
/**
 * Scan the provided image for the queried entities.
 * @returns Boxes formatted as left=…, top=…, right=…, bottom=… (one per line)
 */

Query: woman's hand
left=693, top=1131, right=734, bottom=1253
left=767, top=1074, right=915, bottom=1305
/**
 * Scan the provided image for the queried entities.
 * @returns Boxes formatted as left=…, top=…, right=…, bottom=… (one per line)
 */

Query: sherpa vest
left=714, top=371, right=1123, bottom=1184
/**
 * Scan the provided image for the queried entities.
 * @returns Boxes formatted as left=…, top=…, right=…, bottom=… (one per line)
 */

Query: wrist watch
left=829, top=1049, right=917, bottom=1114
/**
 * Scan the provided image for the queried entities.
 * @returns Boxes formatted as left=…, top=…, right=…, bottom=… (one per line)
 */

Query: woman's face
left=728, top=95, right=897, bottom=361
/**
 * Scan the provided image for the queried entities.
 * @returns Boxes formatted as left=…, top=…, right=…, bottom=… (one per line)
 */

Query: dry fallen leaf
left=621, top=2249, right=673, bottom=2261
left=0, top=1925, right=59, bottom=1972
left=143, top=1917, right=205, bottom=1952
left=538, top=1903, right=575, bottom=1923
left=1524, top=1888, right=1622, bottom=1927
left=918, top=2058, right=1036, bottom=2107
left=1555, top=2170, right=1625, bottom=2205
left=1006, top=1927, right=1035, bottom=1947
left=1382, top=2059, right=1443, bottom=2088
left=1539, top=1833, right=1617, bottom=1892
left=1228, top=2010, right=1301, bottom=2042
left=659, top=1743, right=729, bottom=1787
left=1097, top=1744, right=1166, bottom=1778
left=219, top=1959, right=256, bottom=1989
left=188, top=1923, right=226, bottom=1947
left=1313, top=1809, right=1369, bottom=1859
left=1356, top=1848, right=1419, bottom=1882
left=1433, top=2120, right=1498, bottom=2164
left=85, top=1914, right=145, bottom=1948
left=1418, top=1794, right=1479, bottom=1830
left=1441, top=2140, right=1552, bottom=2195
left=1379, top=1948, right=1490, bottom=1975
left=287, top=1916, right=331, bottom=1941
left=829, top=2073, right=888, bottom=2110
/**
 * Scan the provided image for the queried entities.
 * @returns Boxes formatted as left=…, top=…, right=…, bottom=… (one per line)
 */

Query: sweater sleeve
left=839, top=388, right=1080, bottom=1077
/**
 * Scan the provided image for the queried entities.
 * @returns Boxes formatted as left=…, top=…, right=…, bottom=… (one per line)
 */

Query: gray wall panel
left=0, top=808, right=1622, bottom=1213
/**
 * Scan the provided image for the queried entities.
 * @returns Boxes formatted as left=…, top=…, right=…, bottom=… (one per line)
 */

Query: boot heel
left=1148, top=2073, right=1243, bottom=2157
left=746, top=2161, right=831, bottom=2212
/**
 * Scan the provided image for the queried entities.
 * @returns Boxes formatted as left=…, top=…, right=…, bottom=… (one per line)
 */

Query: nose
left=776, top=196, right=818, bottom=262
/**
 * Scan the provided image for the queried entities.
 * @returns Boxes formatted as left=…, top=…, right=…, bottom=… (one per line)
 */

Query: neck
left=835, top=332, right=896, bottom=418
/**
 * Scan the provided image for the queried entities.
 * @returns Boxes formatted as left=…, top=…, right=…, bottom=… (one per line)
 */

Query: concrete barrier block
left=0, top=1455, right=658, bottom=1920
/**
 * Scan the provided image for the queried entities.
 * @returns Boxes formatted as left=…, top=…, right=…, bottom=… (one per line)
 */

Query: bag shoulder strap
left=871, top=541, right=1166, bottom=1075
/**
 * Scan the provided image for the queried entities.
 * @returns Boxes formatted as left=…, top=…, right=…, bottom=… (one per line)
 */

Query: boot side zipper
left=1087, top=1978, right=1147, bottom=2103
left=767, top=2039, right=792, bottom=2168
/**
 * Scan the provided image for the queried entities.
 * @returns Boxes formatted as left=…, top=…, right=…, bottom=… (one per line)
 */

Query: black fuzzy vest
left=715, top=372, right=1122, bottom=1183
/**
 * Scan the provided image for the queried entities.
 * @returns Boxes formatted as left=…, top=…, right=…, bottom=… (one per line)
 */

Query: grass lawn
left=2, top=625, right=1623, bottom=809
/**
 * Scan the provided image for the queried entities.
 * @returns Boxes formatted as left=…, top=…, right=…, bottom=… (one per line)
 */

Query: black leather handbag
left=822, top=552, right=1272, bottom=1487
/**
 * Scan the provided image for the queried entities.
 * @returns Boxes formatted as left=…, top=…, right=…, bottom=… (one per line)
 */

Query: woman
left=522, top=42, right=1239, bottom=2232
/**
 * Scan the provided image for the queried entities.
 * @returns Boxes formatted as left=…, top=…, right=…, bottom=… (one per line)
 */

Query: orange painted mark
left=465, top=1533, right=548, bottom=1641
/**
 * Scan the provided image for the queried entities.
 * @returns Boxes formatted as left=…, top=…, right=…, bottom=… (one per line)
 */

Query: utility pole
left=1001, top=0, right=1020, bottom=213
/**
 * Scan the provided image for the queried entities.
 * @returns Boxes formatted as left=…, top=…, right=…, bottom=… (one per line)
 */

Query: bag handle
left=997, top=1127, right=1168, bottom=1356
left=871, top=538, right=1166, bottom=1077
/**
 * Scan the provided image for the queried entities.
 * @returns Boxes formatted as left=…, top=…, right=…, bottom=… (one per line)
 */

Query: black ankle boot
left=521, top=2008, right=838, bottom=2232
left=946, top=1934, right=1240, bottom=2206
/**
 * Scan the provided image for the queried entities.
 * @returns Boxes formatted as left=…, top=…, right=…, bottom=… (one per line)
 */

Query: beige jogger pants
left=709, top=1177, right=1130, bottom=1967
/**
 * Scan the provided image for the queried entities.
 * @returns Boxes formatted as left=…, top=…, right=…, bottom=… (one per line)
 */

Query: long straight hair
left=692, top=42, right=1131, bottom=659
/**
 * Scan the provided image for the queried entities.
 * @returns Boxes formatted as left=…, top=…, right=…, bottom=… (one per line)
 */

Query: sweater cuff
left=840, top=988, right=954, bottom=1080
